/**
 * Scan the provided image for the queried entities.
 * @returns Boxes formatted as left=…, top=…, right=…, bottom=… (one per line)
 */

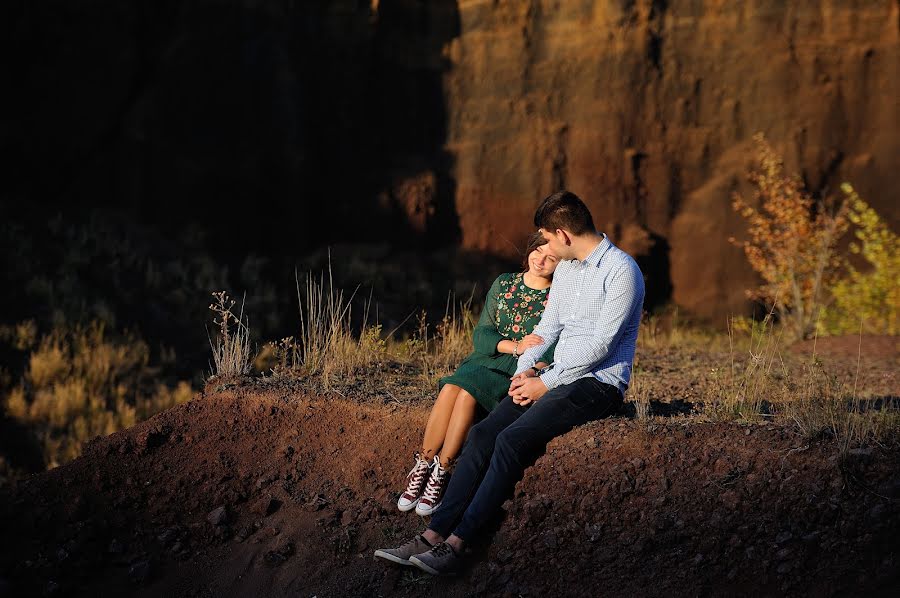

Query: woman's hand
left=517, top=334, right=544, bottom=352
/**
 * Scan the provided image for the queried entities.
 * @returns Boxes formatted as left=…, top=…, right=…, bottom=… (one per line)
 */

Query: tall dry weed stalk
left=628, top=360, right=652, bottom=424
left=208, top=291, right=253, bottom=378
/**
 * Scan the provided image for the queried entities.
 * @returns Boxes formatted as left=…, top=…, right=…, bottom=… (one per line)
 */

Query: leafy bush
left=823, top=184, right=899, bottom=335
left=731, top=133, right=849, bottom=340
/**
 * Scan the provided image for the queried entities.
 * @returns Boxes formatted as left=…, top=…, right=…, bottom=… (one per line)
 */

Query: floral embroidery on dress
left=494, top=273, right=550, bottom=341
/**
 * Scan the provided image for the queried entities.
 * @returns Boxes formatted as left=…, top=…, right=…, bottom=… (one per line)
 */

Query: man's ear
left=556, top=229, right=572, bottom=246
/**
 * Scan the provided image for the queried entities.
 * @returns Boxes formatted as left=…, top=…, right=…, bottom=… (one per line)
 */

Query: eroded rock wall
left=442, top=0, right=899, bottom=317
left=6, top=0, right=897, bottom=320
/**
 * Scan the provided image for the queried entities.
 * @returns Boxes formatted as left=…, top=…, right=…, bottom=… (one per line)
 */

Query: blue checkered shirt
left=515, top=234, right=645, bottom=396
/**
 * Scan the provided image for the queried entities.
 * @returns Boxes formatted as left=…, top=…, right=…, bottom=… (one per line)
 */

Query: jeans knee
left=494, top=428, right=518, bottom=458
left=465, top=420, right=495, bottom=453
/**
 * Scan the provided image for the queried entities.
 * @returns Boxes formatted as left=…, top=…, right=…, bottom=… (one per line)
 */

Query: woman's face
left=528, top=244, right=559, bottom=277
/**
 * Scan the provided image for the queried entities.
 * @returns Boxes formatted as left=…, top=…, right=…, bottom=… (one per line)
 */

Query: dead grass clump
left=4, top=322, right=191, bottom=468
left=232, top=264, right=482, bottom=403
left=414, top=294, right=476, bottom=385
left=207, top=291, right=253, bottom=379
left=779, top=336, right=900, bottom=450
left=288, top=267, right=384, bottom=389
left=638, top=306, right=724, bottom=351
left=704, top=304, right=899, bottom=447
left=706, top=307, right=784, bottom=421
left=628, top=363, right=652, bottom=424
left=260, top=261, right=477, bottom=396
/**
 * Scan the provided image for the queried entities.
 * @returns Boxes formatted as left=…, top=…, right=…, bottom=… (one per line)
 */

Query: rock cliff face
left=441, top=0, right=899, bottom=317
left=5, top=0, right=897, bottom=319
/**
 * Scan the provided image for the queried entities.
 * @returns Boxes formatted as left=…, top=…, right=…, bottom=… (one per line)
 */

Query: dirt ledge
left=1, top=387, right=898, bottom=597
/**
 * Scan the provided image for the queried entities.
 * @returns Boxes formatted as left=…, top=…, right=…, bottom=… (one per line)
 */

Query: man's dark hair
left=533, top=190, right=595, bottom=236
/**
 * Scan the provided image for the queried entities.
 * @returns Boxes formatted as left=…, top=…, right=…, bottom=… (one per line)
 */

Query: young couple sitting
left=375, top=190, right=645, bottom=576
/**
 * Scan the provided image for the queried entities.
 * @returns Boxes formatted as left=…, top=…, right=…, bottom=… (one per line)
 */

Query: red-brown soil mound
left=1, top=386, right=898, bottom=597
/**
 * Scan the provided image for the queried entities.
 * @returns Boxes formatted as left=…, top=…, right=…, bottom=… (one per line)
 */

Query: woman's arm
left=496, top=339, right=519, bottom=355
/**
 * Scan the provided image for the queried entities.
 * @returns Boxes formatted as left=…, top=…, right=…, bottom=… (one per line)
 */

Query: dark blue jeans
left=428, top=376, right=623, bottom=541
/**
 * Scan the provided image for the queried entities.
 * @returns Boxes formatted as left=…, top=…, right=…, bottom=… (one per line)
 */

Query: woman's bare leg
left=420, top=384, right=463, bottom=461
left=437, top=388, right=478, bottom=466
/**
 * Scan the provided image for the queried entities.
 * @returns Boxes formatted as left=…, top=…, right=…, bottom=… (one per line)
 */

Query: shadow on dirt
left=619, top=399, right=697, bottom=418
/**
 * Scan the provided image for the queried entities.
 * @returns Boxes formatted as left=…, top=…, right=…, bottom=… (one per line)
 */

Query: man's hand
left=510, top=376, right=548, bottom=407
left=508, top=366, right=539, bottom=394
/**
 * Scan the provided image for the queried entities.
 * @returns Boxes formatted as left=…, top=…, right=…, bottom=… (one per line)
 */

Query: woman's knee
left=453, top=388, right=478, bottom=411
left=438, top=383, right=462, bottom=400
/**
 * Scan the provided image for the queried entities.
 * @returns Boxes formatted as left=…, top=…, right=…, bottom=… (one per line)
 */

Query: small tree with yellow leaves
left=823, top=184, right=899, bottom=335
left=731, top=134, right=849, bottom=340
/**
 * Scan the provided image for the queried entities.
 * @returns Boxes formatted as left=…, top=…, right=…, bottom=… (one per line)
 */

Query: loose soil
left=1, top=378, right=898, bottom=597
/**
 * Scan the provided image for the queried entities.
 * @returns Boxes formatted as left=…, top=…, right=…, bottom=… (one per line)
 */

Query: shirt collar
left=580, top=233, right=611, bottom=267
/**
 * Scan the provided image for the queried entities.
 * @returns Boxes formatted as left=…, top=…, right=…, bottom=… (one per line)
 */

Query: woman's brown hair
left=521, top=231, right=549, bottom=271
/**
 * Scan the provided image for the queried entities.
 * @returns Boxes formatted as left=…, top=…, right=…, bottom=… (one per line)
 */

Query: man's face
left=539, top=227, right=572, bottom=260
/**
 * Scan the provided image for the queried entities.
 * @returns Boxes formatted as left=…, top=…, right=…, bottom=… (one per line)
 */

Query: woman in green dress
left=398, top=233, right=559, bottom=516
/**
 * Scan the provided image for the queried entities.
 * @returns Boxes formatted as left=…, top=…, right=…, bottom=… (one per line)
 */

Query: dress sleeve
left=472, top=275, right=505, bottom=356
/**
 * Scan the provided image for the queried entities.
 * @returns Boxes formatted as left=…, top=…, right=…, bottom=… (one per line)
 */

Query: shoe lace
left=431, top=542, right=455, bottom=558
left=421, top=458, right=447, bottom=503
left=404, top=455, right=431, bottom=495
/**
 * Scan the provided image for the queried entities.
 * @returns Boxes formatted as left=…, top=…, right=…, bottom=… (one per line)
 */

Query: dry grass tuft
left=208, top=291, right=253, bottom=378
left=4, top=322, right=191, bottom=468
left=265, top=264, right=386, bottom=390
left=638, top=306, right=724, bottom=352
left=703, top=303, right=899, bottom=448
left=416, top=293, right=477, bottom=384
left=706, top=306, right=784, bottom=421
left=254, top=265, right=477, bottom=397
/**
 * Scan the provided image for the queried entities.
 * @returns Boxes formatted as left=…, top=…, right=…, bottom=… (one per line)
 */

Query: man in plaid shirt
left=375, top=191, right=645, bottom=575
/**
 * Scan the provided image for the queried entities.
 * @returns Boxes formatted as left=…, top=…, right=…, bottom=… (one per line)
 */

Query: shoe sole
left=414, top=501, right=441, bottom=517
left=397, top=498, right=419, bottom=512
left=408, top=555, right=441, bottom=575
left=373, top=549, right=416, bottom=566
left=409, top=555, right=457, bottom=576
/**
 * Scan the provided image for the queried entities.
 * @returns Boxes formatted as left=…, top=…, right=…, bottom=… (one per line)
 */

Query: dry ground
left=0, top=335, right=897, bottom=597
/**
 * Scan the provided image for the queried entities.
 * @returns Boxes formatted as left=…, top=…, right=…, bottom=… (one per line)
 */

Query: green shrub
left=822, top=184, right=899, bottom=335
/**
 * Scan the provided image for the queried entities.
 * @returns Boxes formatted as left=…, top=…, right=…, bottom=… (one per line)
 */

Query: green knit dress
left=439, top=272, right=556, bottom=412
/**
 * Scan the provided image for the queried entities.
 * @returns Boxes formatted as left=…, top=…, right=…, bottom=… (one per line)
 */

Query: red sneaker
left=415, top=456, right=448, bottom=516
left=397, top=453, right=432, bottom=512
